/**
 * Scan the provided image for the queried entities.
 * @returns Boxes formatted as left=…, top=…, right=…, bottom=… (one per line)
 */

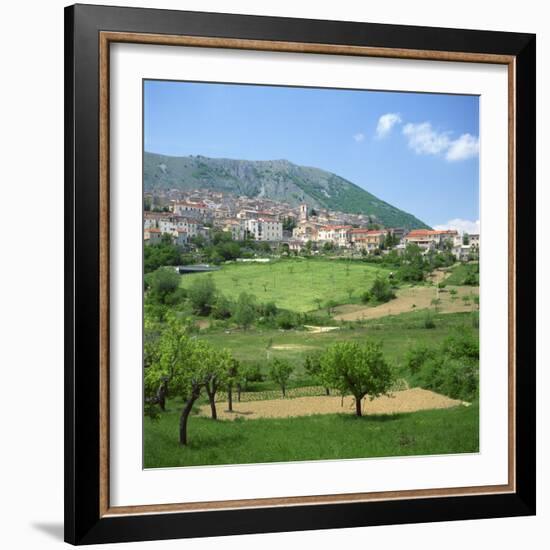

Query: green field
left=145, top=257, right=479, bottom=468
left=144, top=399, right=479, bottom=468
left=180, top=258, right=391, bottom=312
left=445, top=262, right=479, bottom=286
left=198, top=311, right=477, bottom=377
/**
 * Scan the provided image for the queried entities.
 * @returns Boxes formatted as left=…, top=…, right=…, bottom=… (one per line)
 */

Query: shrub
left=211, top=295, right=233, bottom=320
left=145, top=267, right=182, bottom=305
left=258, top=301, right=278, bottom=317
left=406, top=345, right=436, bottom=374
left=233, top=292, right=257, bottom=329
left=397, top=263, right=425, bottom=282
left=276, top=310, right=298, bottom=330
left=442, top=331, right=479, bottom=362
left=418, top=357, right=478, bottom=402
left=369, top=276, right=395, bottom=303
left=406, top=329, right=479, bottom=401
left=241, top=363, right=263, bottom=383
left=360, top=291, right=372, bottom=304
left=423, top=311, right=436, bottom=329
left=188, top=277, right=217, bottom=315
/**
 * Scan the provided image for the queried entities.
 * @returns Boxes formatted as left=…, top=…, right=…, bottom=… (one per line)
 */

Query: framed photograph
left=65, top=4, right=536, bottom=545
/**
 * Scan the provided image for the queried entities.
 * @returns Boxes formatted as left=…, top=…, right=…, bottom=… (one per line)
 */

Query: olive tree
left=188, top=276, right=217, bottom=315
left=225, top=357, right=240, bottom=412
left=203, top=349, right=236, bottom=420
left=304, top=352, right=330, bottom=395
left=233, top=291, right=257, bottom=329
left=269, top=358, right=293, bottom=398
left=320, top=341, right=394, bottom=416
left=145, top=319, right=212, bottom=445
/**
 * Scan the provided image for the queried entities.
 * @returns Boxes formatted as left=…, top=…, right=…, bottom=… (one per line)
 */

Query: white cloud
left=402, top=122, right=479, bottom=162
left=375, top=113, right=402, bottom=139
left=402, top=122, right=451, bottom=155
left=445, top=133, right=480, bottom=161
left=434, top=218, right=480, bottom=235
left=353, top=132, right=365, bottom=142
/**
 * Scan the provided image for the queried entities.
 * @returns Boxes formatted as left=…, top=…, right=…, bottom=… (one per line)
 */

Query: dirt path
left=303, top=325, right=340, bottom=333
left=199, top=388, right=463, bottom=420
left=333, top=269, right=478, bottom=322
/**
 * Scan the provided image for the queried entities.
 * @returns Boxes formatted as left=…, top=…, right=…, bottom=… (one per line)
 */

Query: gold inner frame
left=98, top=31, right=516, bottom=517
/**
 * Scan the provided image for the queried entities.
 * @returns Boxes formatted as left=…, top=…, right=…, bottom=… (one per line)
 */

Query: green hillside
left=144, top=152, right=429, bottom=229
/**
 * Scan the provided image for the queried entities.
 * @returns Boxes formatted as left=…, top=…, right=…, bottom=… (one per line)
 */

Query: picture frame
left=64, top=3, right=536, bottom=545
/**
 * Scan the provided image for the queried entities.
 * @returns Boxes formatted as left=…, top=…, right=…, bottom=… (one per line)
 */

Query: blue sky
left=144, top=80, right=479, bottom=231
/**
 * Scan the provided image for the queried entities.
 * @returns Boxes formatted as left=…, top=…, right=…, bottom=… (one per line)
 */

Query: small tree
left=320, top=341, right=394, bottom=416
left=145, top=319, right=211, bottom=445
left=225, top=358, right=240, bottom=412
left=145, top=267, right=187, bottom=306
left=188, top=276, right=217, bottom=315
left=304, top=352, right=330, bottom=395
left=203, top=349, right=229, bottom=420
left=326, top=299, right=337, bottom=317
left=236, top=363, right=262, bottom=402
left=269, top=358, right=293, bottom=398
left=234, top=291, right=257, bottom=329
left=323, top=241, right=335, bottom=253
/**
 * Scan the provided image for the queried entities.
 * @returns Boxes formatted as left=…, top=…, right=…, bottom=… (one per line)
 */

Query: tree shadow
left=341, top=412, right=404, bottom=423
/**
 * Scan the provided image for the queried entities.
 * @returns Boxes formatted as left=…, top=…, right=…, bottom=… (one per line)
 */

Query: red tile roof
left=320, top=225, right=353, bottom=231
left=406, top=229, right=458, bottom=238
left=350, top=229, right=386, bottom=235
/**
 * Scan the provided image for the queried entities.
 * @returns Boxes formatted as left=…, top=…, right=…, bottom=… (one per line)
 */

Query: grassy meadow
left=198, top=310, right=477, bottom=380
left=144, top=397, right=479, bottom=468
left=445, top=262, right=479, bottom=286
left=179, top=258, right=392, bottom=312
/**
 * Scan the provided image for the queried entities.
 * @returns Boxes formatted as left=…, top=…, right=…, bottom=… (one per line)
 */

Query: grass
left=198, top=311, right=478, bottom=380
left=144, top=400, right=479, bottom=468
left=179, top=258, right=391, bottom=312
left=445, top=262, right=479, bottom=286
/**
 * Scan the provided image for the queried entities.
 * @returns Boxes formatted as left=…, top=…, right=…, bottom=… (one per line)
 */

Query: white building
left=317, top=225, right=353, bottom=247
left=405, top=229, right=458, bottom=250
left=144, top=228, right=163, bottom=245
left=158, top=216, right=199, bottom=238
left=172, top=200, right=208, bottom=219
left=172, top=229, right=188, bottom=246
left=223, top=219, right=245, bottom=241
left=243, top=218, right=283, bottom=241
left=468, top=234, right=480, bottom=248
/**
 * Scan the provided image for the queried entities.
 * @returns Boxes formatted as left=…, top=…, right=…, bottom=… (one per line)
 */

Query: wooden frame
left=65, top=4, right=536, bottom=545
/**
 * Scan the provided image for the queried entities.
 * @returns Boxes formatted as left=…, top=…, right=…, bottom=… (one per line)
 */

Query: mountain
left=144, top=152, right=430, bottom=230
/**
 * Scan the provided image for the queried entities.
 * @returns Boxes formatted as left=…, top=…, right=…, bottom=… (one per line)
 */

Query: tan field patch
left=271, top=343, right=316, bottom=351
left=195, top=319, right=211, bottom=330
left=199, top=388, right=463, bottom=420
left=304, top=325, right=340, bottom=333
left=333, top=283, right=478, bottom=321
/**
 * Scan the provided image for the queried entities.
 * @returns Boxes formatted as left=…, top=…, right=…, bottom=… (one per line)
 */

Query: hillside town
left=144, top=189, right=479, bottom=260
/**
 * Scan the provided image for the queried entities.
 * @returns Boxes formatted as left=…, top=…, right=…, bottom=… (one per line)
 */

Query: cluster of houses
left=143, top=191, right=479, bottom=260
